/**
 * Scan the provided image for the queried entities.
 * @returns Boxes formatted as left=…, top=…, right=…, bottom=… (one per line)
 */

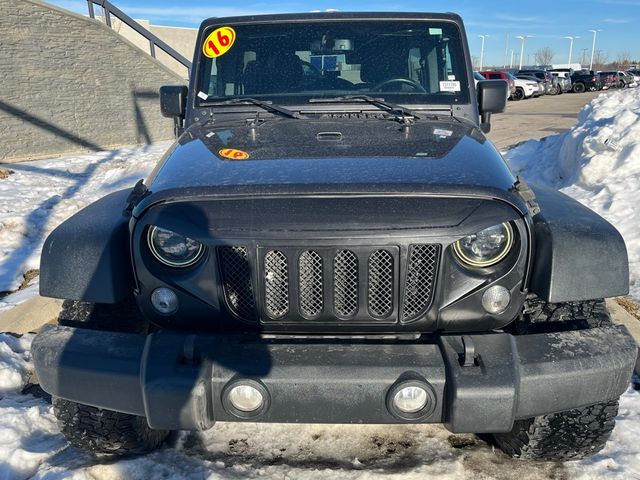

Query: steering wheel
left=371, top=78, right=427, bottom=93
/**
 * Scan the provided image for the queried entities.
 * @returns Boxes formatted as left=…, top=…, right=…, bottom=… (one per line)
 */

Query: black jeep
left=32, top=12, right=636, bottom=460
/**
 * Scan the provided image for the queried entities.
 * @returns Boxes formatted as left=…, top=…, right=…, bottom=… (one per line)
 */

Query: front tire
left=491, top=298, right=621, bottom=459
left=53, top=398, right=168, bottom=456
left=491, top=400, right=618, bottom=460
left=512, top=87, right=525, bottom=101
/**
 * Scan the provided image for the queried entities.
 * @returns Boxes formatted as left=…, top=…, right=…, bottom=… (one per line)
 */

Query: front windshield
left=196, top=20, right=469, bottom=106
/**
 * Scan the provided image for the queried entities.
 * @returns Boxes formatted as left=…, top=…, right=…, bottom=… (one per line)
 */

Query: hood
left=140, top=116, right=525, bottom=214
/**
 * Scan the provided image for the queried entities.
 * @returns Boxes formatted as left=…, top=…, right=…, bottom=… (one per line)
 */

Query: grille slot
left=299, top=250, right=323, bottom=317
left=333, top=250, right=359, bottom=317
left=264, top=250, right=289, bottom=318
left=368, top=250, right=394, bottom=317
left=402, top=244, right=440, bottom=320
left=219, top=246, right=255, bottom=319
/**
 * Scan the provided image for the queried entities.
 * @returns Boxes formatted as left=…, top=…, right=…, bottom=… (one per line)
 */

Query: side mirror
left=160, top=85, right=188, bottom=119
left=477, top=80, right=508, bottom=133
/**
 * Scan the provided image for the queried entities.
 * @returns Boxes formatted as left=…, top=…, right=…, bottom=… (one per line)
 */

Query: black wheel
left=512, top=87, right=524, bottom=101
left=53, top=398, right=168, bottom=456
left=491, top=400, right=619, bottom=460
left=491, top=298, right=620, bottom=460
left=573, top=82, right=586, bottom=93
left=58, top=296, right=147, bottom=333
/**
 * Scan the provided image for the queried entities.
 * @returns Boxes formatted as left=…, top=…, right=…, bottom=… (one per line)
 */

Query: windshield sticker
left=203, top=26, right=236, bottom=59
left=439, top=81, right=461, bottom=92
left=447, top=75, right=456, bottom=81
left=219, top=148, right=249, bottom=160
left=428, top=28, right=443, bottom=35
left=197, top=91, right=209, bottom=100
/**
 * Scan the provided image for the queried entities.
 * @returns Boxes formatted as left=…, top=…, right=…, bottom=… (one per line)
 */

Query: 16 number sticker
left=203, top=27, right=236, bottom=58
left=219, top=148, right=249, bottom=160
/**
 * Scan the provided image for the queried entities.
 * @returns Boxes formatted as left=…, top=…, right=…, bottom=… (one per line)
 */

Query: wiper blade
left=201, top=97, right=301, bottom=119
left=309, top=95, right=419, bottom=121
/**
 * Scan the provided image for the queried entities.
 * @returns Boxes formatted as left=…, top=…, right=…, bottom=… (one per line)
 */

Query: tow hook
left=460, top=335, right=479, bottom=367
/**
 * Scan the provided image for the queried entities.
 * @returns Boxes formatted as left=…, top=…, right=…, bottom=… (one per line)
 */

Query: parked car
left=550, top=71, right=572, bottom=93
left=620, top=71, right=639, bottom=87
left=517, top=69, right=558, bottom=94
left=479, top=70, right=516, bottom=98
left=31, top=11, right=636, bottom=463
left=511, top=76, right=540, bottom=100
left=598, top=71, right=617, bottom=90
left=515, top=74, right=545, bottom=96
left=601, top=70, right=626, bottom=88
left=569, top=71, right=602, bottom=92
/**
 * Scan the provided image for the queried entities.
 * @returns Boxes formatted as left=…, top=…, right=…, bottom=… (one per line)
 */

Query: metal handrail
left=87, top=0, right=192, bottom=74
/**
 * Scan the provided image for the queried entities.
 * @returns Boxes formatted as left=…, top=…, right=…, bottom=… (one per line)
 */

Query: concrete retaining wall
left=0, top=0, right=185, bottom=163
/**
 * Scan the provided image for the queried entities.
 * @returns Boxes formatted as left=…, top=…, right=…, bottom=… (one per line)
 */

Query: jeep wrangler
left=32, top=12, right=637, bottom=460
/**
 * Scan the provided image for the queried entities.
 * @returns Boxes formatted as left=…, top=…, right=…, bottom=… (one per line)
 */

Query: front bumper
left=32, top=324, right=637, bottom=433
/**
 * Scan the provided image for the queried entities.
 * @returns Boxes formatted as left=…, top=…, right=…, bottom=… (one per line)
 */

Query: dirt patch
left=18, top=269, right=39, bottom=291
left=0, top=168, right=14, bottom=180
left=617, top=296, right=640, bottom=321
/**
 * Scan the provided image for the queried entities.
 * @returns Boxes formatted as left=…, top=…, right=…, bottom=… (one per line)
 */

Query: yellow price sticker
left=203, top=26, right=236, bottom=58
left=219, top=148, right=250, bottom=160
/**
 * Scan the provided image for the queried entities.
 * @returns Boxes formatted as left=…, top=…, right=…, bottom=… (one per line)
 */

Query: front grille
left=219, top=244, right=440, bottom=324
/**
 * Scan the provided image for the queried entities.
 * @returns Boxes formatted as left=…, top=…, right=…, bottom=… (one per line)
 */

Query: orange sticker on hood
left=203, top=27, right=236, bottom=58
left=219, top=148, right=249, bottom=160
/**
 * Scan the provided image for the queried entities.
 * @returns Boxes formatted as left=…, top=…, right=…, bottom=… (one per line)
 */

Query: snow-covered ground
left=0, top=88, right=639, bottom=478
left=504, top=87, right=640, bottom=300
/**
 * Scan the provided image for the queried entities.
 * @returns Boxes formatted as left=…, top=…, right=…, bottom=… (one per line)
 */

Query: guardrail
left=86, top=0, right=192, bottom=74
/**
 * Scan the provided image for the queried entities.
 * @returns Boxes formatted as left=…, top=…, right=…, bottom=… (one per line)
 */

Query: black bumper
left=32, top=324, right=637, bottom=433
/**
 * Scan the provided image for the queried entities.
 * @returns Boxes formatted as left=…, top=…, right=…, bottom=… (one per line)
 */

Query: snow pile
left=0, top=333, right=65, bottom=480
left=505, top=87, right=640, bottom=300
left=0, top=143, right=169, bottom=293
left=570, top=387, right=640, bottom=479
left=0, top=334, right=31, bottom=396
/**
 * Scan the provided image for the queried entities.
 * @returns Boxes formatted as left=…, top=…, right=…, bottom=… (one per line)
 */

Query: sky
left=48, top=0, right=640, bottom=68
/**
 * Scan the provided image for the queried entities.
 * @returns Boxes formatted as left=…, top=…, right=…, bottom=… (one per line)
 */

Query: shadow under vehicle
left=32, top=12, right=636, bottom=461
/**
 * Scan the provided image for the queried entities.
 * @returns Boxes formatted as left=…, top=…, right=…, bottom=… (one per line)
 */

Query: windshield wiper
left=308, top=95, right=419, bottom=122
left=201, top=98, right=302, bottom=119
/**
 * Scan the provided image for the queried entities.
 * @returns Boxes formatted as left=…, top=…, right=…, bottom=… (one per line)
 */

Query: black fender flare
left=528, top=186, right=628, bottom=302
left=39, top=188, right=134, bottom=303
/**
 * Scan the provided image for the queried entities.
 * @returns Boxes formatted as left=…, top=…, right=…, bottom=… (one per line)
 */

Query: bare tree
left=534, top=47, right=554, bottom=67
left=616, top=51, right=632, bottom=68
left=593, top=50, right=608, bottom=71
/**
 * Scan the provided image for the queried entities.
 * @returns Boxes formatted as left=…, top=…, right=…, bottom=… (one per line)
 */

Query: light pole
left=478, top=34, right=489, bottom=70
left=564, top=36, right=579, bottom=66
left=503, top=33, right=509, bottom=69
left=510, top=49, right=514, bottom=68
left=589, top=29, right=601, bottom=71
left=515, top=35, right=531, bottom=70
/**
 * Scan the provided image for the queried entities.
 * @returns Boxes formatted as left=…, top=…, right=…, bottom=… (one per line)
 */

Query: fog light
left=151, top=287, right=179, bottom=315
left=393, top=386, right=429, bottom=413
left=482, top=285, right=511, bottom=314
left=228, top=385, right=265, bottom=412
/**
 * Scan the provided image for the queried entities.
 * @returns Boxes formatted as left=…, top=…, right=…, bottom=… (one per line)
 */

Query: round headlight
left=453, top=222, right=514, bottom=268
left=147, top=226, right=204, bottom=268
